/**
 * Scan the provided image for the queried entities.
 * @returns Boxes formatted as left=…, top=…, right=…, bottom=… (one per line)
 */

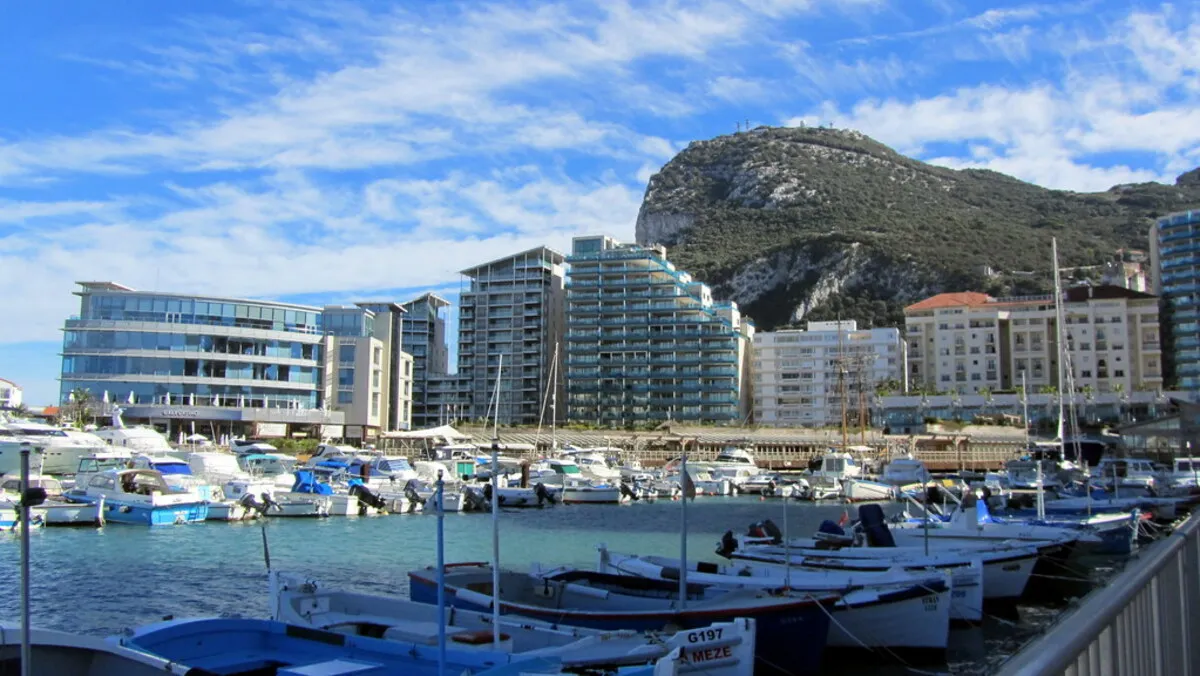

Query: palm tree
left=7, top=402, right=32, bottom=418
left=66, top=388, right=95, bottom=427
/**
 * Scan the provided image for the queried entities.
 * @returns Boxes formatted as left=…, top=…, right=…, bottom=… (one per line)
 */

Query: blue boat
left=410, top=562, right=836, bottom=676
left=114, top=617, right=717, bottom=676
left=64, top=469, right=208, bottom=525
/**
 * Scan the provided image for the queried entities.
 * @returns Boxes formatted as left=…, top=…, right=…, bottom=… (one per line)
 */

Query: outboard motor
left=534, top=482, right=556, bottom=506
left=759, top=519, right=783, bottom=543
left=463, top=487, right=489, bottom=512
left=619, top=482, right=639, bottom=501
left=857, top=504, right=895, bottom=548
left=716, top=530, right=738, bottom=558
left=520, top=461, right=530, bottom=489
left=925, top=485, right=942, bottom=506
left=349, top=483, right=387, bottom=514
left=814, top=519, right=853, bottom=549
left=403, top=479, right=422, bottom=505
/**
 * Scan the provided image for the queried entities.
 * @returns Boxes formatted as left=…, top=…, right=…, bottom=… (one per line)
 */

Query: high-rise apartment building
left=753, top=321, right=904, bottom=427
left=1151, top=210, right=1200, bottom=390
left=564, top=236, right=753, bottom=425
left=905, top=286, right=1162, bottom=395
left=457, top=247, right=566, bottom=424
left=396, top=293, right=451, bottom=428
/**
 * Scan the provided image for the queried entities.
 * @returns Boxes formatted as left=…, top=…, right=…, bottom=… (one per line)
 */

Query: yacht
left=231, top=438, right=280, bottom=454
left=881, top=455, right=932, bottom=486
left=558, top=447, right=622, bottom=481
left=0, top=421, right=109, bottom=475
left=93, top=424, right=175, bottom=453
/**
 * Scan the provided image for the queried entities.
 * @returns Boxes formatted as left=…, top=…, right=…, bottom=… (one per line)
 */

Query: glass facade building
left=565, top=236, right=753, bottom=425
left=61, top=282, right=326, bottom=412
left=1156, top=210, right=1200, bottom=390
left=398, top=294, right=451, bottom=428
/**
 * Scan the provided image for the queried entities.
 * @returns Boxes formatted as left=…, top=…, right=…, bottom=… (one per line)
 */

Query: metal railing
left=995, top=512, right=1200, bottom=676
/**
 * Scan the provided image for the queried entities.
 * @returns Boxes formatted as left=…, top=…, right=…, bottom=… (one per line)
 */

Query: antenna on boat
left=490, top=354, right=503, bottom=647
left=435, top=469, right=447, bottom=676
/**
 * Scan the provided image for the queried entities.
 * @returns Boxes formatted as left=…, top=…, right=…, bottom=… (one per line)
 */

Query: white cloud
left=786, top=6, right=1200, bottom=191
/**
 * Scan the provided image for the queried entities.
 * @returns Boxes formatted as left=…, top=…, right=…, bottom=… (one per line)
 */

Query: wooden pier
left=385, top=425, right=1029, bottom=474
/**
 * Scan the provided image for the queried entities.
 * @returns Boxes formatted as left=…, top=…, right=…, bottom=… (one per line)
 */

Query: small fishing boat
left=270, top=571, right=755, bottom=676
left=116, top=616, right=728, bottom=676
left=720, top=506, right=1039, bottom=605
left=2, top=474, right=105, bottom=526
left=595, top=547, right=954, bottom=657
left=0, top=623, right=192, bottom=675
left=881, top=455, right=931, bottom=486
left=842, top=478, right=897, bottom=502
left=63, top=468, right=208, bottom=525
left=409, top=562, right=838, bottom=676
left=561, top=482, right=623, bottom=504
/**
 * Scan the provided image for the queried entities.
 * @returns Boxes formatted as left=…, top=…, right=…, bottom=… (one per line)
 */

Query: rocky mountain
left=635, top=126, right=1200, bottom=330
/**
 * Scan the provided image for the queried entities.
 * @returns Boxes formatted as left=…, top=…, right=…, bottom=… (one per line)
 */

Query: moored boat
left=409, top=562, right=837, bottom=676
left=63, top=468, right=208, bottom=525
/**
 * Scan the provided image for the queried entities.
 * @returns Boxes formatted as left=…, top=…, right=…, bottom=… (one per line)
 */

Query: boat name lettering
left=688, top=646, right=733, bottom=662
left=160, top=409, right=201, bottom=418
left=923, top=596, right=939, bottom=611
left=686, top=628, right=723, bottom=643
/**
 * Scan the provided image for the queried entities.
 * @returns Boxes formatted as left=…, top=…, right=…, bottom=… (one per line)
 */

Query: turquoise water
left=0, top=497, right=859, bottom=637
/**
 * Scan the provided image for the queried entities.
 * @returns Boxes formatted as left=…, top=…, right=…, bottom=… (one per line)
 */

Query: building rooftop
left=400, top=292, right=452, bottom=310
left=72, top=281, right=324, bottom=311
left=459, top=246, right=565, bottom=276
left=905, top=292, right=993, bottom=312
left=1062, top=285, right=1157, bottom=302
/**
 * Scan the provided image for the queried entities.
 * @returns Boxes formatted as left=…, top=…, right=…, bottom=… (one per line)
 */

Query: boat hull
left=828, top=584, right=951, bottom=654
left=410, top=566, right=832, bottom=676
left=34, top=501, right=105, bottom=526
left=96, top=499, right=208, bottom=525
left=843, top=480, right=897, bottom=503
left=562, top=487, right=622, bottom=504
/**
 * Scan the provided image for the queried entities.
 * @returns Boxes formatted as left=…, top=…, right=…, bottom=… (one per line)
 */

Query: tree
left=7, top=402, right=32, bottom=418
left=65, top=388, right=95, bottom=427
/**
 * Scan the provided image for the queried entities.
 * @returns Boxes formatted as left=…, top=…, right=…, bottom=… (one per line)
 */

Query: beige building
left=753, top=321, right=904, bottom=427
left=322, top=304, right=413, bottom=440
left=905, top=286, right=1163, bottom=395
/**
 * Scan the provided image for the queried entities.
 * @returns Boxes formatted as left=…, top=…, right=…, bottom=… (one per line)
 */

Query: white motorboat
left=559, top=447, right=624, bottom=481
left=269, top=571, right=756, bottom=676
left=843, top=479, right=897, bottom=502
left=2, top=474, right=106, bottom=526
left=1093, top=457, right=1170, bottom=491
left=597, top=547, right=954, bottom=651
left=881, top=455, right=932, bottom=486
left=64, top=468, right=209, bottom=525
left=0, top=421, right=109, bottom=475
left=92, top=414, right=175, bottom=454
left=1170, top=457, right=1200, bottom=489
left=561, top=483, right=623, bottom=504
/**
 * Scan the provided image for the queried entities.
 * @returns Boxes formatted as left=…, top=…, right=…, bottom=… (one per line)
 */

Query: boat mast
left=1051, top=238, right=1068, bottom=449
left=1023, top=372, right=1045, bottom=520
left=679, top=445, right=689, bottom=610
left=550, top=342, right=559, bottom=451
left=839, top=321, right=848, bottom=452
left=435, top=469, right=447, bottom=676
left=490, top=354, right=503, bottom=645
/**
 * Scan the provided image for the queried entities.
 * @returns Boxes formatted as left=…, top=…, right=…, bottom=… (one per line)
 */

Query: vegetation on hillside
left=637, top=126, right=1200, bottom=329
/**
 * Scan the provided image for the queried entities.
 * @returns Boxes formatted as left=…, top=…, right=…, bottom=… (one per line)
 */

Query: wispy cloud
left=1, top=0, right=1198, bottom=404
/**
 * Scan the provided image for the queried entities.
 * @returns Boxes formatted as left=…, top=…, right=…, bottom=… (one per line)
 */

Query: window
left=371, top=392, right=380, bottom=417
left=337, top=391, right=354, bottom=404
left=373, top=347, right=382, bottom=365
left=339, top=344, right=356, bottom=363
left=372, top=370, right=381, bottom=388
left=338, top=368, right=355, bottom=387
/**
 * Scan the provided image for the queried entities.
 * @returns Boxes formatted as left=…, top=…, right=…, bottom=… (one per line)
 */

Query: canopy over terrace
left=378, top=424, right=472, bottom=451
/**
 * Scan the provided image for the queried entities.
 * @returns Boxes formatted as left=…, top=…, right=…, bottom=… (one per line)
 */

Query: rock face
left=635, top=126, right=1200, bottom=330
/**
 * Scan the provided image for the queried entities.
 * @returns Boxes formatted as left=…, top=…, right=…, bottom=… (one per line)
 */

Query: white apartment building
left=753, top=321, right=905, bottom=427
left=322, top=304, right=413, bottom=439
left=0, top=378, right=22, bottom=409
left=905, top=286, right=1162, bottom=395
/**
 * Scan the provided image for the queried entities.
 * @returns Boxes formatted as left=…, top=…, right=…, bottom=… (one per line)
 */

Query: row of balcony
left=566, top=328, right=734, bottom=341
left=567, top=354, right=739, bottom=366
left=567, top=366, right=739, bottom=377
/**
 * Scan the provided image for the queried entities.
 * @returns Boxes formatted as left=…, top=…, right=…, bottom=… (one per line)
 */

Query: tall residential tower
left=564, top=236, right=753, bottom=425
left=457, top=247, right=566, bottom=424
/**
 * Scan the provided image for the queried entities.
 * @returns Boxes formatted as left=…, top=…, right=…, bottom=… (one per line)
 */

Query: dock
left=996, top=510, right=1200, bottom=675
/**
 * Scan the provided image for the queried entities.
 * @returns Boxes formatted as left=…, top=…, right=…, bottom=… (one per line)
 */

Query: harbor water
left=0, top=496, right=1124, bottom=674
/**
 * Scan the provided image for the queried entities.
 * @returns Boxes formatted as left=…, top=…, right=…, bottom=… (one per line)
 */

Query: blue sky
left=2, top=0, right=1198, bottom=406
